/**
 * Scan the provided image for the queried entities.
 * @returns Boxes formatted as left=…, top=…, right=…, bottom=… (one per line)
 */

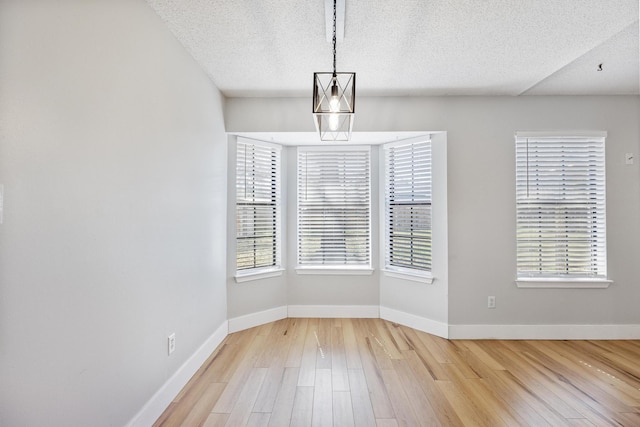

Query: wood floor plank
left=565, top=419, right=596, bottom=426
left=544, top=339, right=640, bottom=405
left=178, top=382, right=226, bottom=427
left=371, top=319, right=403, bottom=360
left=201, top=413, right=228, bottom=427
left=291, top=386, right=314, bottom=427
left=380, top=367, right=421, bottom=426
left=436, top=379, right=493, bottom=427
left=312, top=368, right=333, bottom=427
left=153, top=370, right=219, bottom=427
left=285, top=318, right=309, bottom=368
left=483, top=369, right=565, bottom=426
left=478, top=340, right=588, bottom=420
left=390, top=358, right=439, bottom=426
left=531, top=340, right=638, bottom=413
left=315, top=318, right=333, bottom=370
left=268, top=367, right=300, bottom=427
left=348, top=368, right=377, bottom=427
left=364, top=323, right=396, bottom=370
left=509, top=341, right=638, bottom=426
left=298, top=318, right=319, bottom=387
left=223, top=367, right=268, bottom=426
left=398, top=326, right=450, bottom=381
left=331, top=321, right=350, bottom=392
left=247, top=412, right=271, bottom=427
left=153, top=319, right=640, bottom=427
left=458, top=339, right=506, bottom=371
left=382, top=321, right=413, bottom=352
left=414, top=330, right=452, bottom=364
left=333, top=391, right=355, bottom=427
left=255, top=318, right=290, bottom=368
left=254, top=320, right=295, bottom=413
left=402, top=350, right=464, bottom=427
left=211, top=334, right=267, bottom=413
left=444, top=362, right=524, bottom=427
left=352, top=319, right=396, bottom=419
left=573, top=341, right=640, bottom=388
left=343, top=318, right=363, bottom=369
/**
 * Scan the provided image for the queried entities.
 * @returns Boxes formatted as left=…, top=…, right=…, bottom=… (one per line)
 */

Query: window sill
left=516, top=278, right=612, bottom=289
left=383, top=269, right=434, bottom=284
left=235, top=268, right=284, bottom=283
left=295, top=267, right=374, bottom=276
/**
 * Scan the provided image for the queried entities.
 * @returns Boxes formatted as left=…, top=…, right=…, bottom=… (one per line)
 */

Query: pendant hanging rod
left=325, top=0, right=345, bottom=43
left=332, top=0, right=337, bottom=76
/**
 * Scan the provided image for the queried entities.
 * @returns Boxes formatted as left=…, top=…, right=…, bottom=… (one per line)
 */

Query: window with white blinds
left=515, top=134, right=606, bottom=279
left=236, top=139, right=281, bottom=272
left=297, top=147, right=370, bottom=267
left=383, top=139, right=432, bottom=273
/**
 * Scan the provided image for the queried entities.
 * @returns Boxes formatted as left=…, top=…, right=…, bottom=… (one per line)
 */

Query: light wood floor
left=154, top=318, right=640, bottom=427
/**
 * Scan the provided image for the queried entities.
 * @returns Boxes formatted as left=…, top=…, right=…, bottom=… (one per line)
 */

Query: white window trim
left=383, top=267, right=434, bottom=284
left=296, top=145, right=372, bottom=269
left=516, top=278, right=612, bottom=289
left=514, top=131, right=608, bottom=284
left=235, top=267, right=285, bottom=283
left=382, top=135, right=433, bottom=277
left=235, top=137, right=282, bottom=275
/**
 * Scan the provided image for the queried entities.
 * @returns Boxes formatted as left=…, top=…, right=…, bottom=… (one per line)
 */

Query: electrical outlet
left=168, top=333, right=176, bottom=355
left=488, top=296, right=496, bottom=309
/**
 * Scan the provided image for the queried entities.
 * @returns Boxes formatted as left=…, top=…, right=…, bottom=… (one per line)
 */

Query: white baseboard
left=228, top=306, right=288, bottom=333
left=379, top=306, right=449, bottom=339
left=125, top=320, right=228, bottom=427
left=448, top=324, right=640, bottom=340
left=288, top=305, right=379, bottom=318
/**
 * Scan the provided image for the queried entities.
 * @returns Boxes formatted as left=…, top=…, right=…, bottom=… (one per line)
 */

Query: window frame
left=234, top=138, right=283, bottom=282
left=382, top=137, right=433, bottom=283
left=296, top=145, right=373, bottom=274
left=514, top=131, right=611, bottom=289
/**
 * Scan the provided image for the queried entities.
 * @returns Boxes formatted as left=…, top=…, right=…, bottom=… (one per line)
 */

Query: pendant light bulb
left=329, top=112, right=340, bottom=131
left=329, top=80, right=340, bottom=113
left=328, top=77, right=340, bottom=131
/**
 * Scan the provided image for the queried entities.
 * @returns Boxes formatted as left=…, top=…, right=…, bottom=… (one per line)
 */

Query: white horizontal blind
left=297, top=148, right=370, bottom=266
left=236, top=140, right=281, bottom=271
left=384, top=139, right=432, bottom=272
left=515, top=136, right=606, bottom=278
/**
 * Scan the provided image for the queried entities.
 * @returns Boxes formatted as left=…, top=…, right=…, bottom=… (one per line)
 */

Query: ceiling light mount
left=313, top=0, right=355, bottom=141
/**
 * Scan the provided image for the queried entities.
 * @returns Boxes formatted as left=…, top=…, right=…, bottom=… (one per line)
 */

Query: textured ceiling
left=146, top=0, right=639, bottom=97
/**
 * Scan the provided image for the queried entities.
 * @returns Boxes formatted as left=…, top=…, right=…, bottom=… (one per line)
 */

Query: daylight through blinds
left=297, top=148, right=370, bottom=266
left=236, top=140, right=280, bottom=271
left=384, top=139, right=432, bottom=272
left=515, top=135, right=606, bottom=278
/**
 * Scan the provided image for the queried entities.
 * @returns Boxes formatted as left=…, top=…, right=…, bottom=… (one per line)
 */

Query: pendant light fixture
left=313, top=0, right=356, bottom=141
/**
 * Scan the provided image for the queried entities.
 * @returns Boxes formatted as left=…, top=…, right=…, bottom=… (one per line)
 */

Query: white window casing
left=515, top=132, right=610, bottom=287
left=297, top=146, right=371, bottom=271
left=383, top=138, right=432, bottom=279
left=235, top=138, right=282, bottom=279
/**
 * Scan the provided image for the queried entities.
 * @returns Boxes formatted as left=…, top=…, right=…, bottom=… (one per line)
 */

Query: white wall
left=225, top=95, right=640, bottom=329
left=0, top=1, right=227, bottom=426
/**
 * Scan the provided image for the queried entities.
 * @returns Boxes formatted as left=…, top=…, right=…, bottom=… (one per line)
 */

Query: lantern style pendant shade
left=313, top=0, right=355, bottom=141
left=313, top=72, right=355, bottom=141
